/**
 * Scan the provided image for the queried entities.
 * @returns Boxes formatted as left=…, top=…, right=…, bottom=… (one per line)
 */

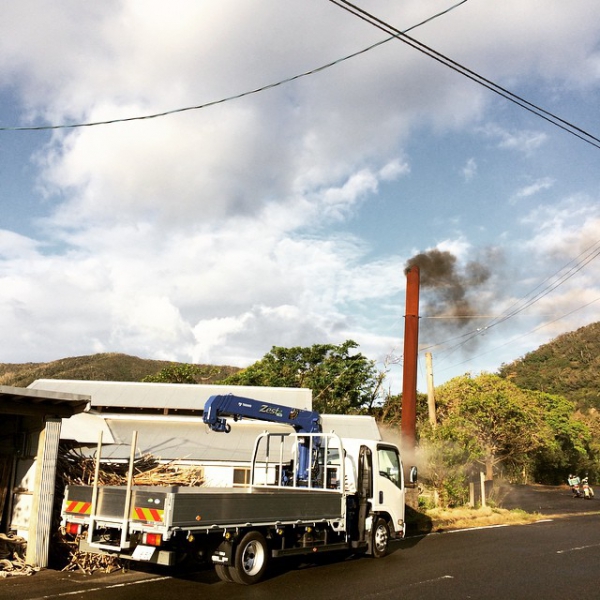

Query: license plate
left=132, top=545, right=156, bottom=561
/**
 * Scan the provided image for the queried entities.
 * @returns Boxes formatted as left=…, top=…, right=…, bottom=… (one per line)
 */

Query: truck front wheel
left=372, top=517, right=390, bottom=558
left=230, top=531, right=269, bottom=585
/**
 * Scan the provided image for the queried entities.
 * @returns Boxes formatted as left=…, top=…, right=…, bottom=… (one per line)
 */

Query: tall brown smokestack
left=401, top=265, right=420, bottom=452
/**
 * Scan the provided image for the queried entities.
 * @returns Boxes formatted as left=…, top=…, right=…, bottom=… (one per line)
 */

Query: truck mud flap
left=211, top=540, right=234, bottom=565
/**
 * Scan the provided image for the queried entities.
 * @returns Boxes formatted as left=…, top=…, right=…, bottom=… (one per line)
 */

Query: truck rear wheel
left=230, top=531, right=269, bottom=585
left=372, top=517, right=390, bottom=558
left=214, top=563, right=234, bottom=583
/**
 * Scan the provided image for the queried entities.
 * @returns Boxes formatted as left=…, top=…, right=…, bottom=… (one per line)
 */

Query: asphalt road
left=2, top=485, right=599, bottom=600
left=498, top=483, right=597, bottom=514
left=4, top=514, right=600, bottom=600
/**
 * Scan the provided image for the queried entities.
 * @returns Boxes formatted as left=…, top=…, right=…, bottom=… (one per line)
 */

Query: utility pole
left=425, top=352, right=437, bottom=428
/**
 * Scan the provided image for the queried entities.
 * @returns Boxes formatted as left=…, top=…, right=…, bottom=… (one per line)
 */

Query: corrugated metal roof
left=29, top=380, right=312, bottom=412
left=60, top=412, right=115, bottom=444
left=61, top=413, right=381, bottom=463
left=68, top=417, right=289, bottom=462
left=0, top=385, right=90, bottom=417
left=321, top=415, right=381, bottom=441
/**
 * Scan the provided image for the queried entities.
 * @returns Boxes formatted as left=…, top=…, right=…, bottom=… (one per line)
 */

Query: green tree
left=498, top=321, right=600, bottom=409
left=142, top=363, right=220, bottom=384
left=531, top=391, right=592, bottom=484
left=418, top=436, right=472, bottom=507
left=375, top=392, right=430, bottom=431
left=432, top=373, right=552, bottom=481
left=223, top=340, right=379, bottom=413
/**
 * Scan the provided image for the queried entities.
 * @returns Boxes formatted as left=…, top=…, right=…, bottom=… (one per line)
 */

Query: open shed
left=0, top=385, right=89, bottom=567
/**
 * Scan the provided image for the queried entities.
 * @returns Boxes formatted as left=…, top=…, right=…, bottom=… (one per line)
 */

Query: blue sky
left=1, top=0, right=599, bottom=395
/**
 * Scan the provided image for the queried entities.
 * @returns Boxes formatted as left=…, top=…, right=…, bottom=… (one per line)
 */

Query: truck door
left=375, top=445, right=405, bottom=536
left=355, top=445, right=373, bottom=544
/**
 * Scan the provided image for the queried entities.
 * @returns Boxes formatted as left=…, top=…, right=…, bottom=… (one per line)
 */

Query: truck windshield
left=378, top=446, right=402, bottom=489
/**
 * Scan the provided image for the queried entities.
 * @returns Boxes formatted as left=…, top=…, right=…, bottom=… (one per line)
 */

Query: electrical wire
left=0, top=1, right=469, bottom=132
left=437, top=294, right=600, bottom=373
left=436, top=238, right=600, bottom=357
left=422, top=238, right=600, bottom=376
left=327, top=0, right=600, bottom=150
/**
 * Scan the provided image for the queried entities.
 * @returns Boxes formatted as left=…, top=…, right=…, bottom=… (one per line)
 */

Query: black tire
left=214, top=563, right=235, bottom=583
left=229, top=531, right=269, bottom=585
left=371, top=517, right=390, bottom=558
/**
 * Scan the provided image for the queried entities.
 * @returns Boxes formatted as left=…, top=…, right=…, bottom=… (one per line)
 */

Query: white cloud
left=462, top=158, right=477, bottom=182
left=478, top=123, right=548, bottom=155
left=1, top=0, right=600, bottom=393
left=522, top=197, right=600, bottom=258
left=379, top=158, right=410, bottom=181
left=498, top=197, right=600, bottom=350
left=511, top=177, right=555, bottom=203
left=0, top=230, right=41, bottom=259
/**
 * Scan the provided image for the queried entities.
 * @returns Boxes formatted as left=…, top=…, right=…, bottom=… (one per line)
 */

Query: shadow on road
left=167, top=510, right=433, bottom=586
left=405, top=504, right=433, bottom=536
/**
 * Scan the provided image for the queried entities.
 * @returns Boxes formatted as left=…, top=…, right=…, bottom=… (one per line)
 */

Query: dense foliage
left=142, top=363, right=235, bottom=384
left=498, top=321, right=600, bottom=409
left=379, top=370, right=596, bottom=504
left=222, top=340, right=380, bottom=414
left=432, top=375, right=592, bottom=482
left=432, top=374, right=552, bottom=480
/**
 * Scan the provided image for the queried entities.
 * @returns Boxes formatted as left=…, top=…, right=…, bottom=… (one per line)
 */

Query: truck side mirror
left=409, top=466, right=418, bottom=485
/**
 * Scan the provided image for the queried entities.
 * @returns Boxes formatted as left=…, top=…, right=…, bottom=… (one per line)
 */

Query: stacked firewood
left=0, top=533, right=39, bottom=577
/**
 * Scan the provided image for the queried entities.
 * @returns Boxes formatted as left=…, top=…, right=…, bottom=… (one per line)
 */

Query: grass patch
left=424, top=506, right=539, bottom=532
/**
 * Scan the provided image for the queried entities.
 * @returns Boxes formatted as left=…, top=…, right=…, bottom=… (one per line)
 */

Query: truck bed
left=64, top=484, right=344, bottom=530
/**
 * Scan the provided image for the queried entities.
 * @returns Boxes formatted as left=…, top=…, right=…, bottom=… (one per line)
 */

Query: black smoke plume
left=404, top=248, right=495, bottom=333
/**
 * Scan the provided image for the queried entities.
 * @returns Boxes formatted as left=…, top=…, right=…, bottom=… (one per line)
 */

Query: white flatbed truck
left=61, top=395, right=414, bottom=584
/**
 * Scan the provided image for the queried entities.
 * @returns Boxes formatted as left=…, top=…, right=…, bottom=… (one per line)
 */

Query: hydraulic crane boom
left=203, top=394, right=321, bottom=481
left=203, top=394, right=321, bottom=434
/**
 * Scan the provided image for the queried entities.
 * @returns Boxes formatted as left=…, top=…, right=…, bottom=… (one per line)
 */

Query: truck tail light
left=65, top=522, right=82, bottom=536
left=142, top=532, right=163, bottom=546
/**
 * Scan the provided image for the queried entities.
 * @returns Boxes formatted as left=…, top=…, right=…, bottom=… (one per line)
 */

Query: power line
left=416, top=236, right=600, bottom=367
left=441, top=238, right=600, bottom=355
left=0, top=1, right=469, bottom=132
left=327, top=0, right=600, bottom=150
left=423, top=314, right=557, bottom=319
left=437, top=295, right=600, bottom=373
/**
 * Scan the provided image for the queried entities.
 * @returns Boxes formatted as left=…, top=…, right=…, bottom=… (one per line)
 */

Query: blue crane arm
left=202, top=394, right=321, bottom=483
left=203, top=394, right=321, bottom=434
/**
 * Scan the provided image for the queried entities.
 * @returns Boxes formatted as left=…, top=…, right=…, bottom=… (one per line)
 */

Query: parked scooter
left=568, top=474, right=582, bottom=497
left=582, top=477, right=594, bottom=499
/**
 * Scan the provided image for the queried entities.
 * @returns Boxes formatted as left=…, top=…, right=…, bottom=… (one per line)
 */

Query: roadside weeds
left=410, top=505, right=600, bottom=535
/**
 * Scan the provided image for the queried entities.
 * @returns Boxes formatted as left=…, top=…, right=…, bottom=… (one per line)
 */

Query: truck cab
left=249, top=432, right=407, bottom=554
left=333, top=437, right=406, bottom=551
